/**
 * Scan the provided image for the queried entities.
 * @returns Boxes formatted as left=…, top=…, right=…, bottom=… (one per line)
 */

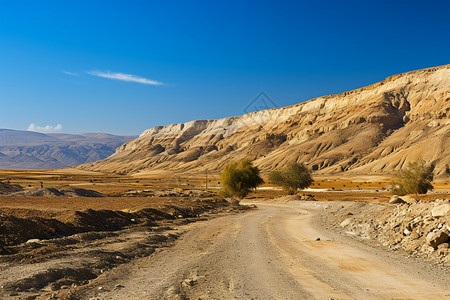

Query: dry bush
left=391, top=160, right=434, bottom=195
left=220, top=159, right=263, bottom=199
left=269, top=162, right=313, bottom=194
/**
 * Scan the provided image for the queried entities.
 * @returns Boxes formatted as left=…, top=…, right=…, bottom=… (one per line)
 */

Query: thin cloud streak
left=87, top=70, right=164, bottom=86
left=28, top=123, right=63, bottom=133
left=63, top=71, right=78, bottom=76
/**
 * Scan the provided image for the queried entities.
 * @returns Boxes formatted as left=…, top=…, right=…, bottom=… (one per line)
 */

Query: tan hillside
left=80, top=64, right=450, bottom=177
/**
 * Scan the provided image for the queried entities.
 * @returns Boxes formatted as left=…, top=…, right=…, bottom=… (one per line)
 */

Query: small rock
left=340, top=218, right=351, bottom=227
left=315, top=237, right=321, bottom=241
left=437, top=243, right=449, bottom=249
left=410, top=232, right=420, bottom=240
left=9, top=292, right=19, bottom=296
left=182, top=277, right=198, bottom=287
left=115, top=284, right=124, bottom=289
left=389, top=195, right=405, bottom=204
left=26, top=239, right=41, bottom=244
left=437, top=248, right=449, bottom=256
left=401, top=196, right=417, bottom=204
left=431, top=204, right=450, bottom=217
left=426, top=230, right=449, bottom=248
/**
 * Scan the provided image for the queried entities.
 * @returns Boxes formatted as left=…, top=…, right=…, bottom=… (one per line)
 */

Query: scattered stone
left=115, top=284, right=124, bottom=289
left=9, top=292, right=19, bottom=296
left=432, top=204, right=450, bottom=217
left=315, top=237, right=321, bottom=241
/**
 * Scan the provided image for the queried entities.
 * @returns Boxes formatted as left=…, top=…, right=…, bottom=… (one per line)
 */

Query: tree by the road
left=392, top=160, right=434, bottom=195
left=269, top=161, right=313, bottom=195
left=221, top=159, right=264, bottom=198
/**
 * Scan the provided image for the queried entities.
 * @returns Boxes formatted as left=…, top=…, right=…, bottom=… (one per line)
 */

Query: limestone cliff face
left=80, top=64, right=450, bottom=177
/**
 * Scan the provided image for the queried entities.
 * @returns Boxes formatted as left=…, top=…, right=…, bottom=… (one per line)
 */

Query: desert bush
left=220, top=159, right=264, bottom=199
left=269, top=161, right=313, bottom=194
left=391, top=160, right=434, bottom=195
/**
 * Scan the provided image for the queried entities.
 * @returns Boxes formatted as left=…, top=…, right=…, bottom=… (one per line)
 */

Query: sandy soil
left=64, top=201, right=450, bottom=300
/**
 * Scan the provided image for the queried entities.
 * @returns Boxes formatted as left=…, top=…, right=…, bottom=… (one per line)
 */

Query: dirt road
left=78, top=202, right=450, bottom=299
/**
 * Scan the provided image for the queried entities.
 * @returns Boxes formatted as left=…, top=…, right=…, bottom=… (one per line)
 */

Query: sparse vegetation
left=269, top=162, right=313, bottom=194
left=220, top=159, right=264, bottom=198
left=391, top=160, right=434, bottom=195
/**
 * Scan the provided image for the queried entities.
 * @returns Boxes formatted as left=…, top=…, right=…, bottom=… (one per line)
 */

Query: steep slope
left=0, top=130, right=137, bottom=169
left=80, top=65, right=450, bottom=177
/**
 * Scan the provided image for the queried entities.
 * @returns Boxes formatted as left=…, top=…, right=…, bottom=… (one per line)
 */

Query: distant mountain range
left=0, top=129, right=137, bottom=169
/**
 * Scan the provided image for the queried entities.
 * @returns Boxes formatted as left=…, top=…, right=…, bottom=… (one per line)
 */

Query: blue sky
left=0, top=0, right=449, bottom=135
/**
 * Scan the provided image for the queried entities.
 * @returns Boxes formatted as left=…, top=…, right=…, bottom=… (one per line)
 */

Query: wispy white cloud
left=87, top=70, right=164, bottom=86
left=28, top=123, right=63, bottom=133
left=63, top=70, right=78, bottom=76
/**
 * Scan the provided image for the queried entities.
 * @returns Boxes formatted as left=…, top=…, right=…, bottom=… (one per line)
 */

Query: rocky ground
left=322, top=196, right=450, bottom=268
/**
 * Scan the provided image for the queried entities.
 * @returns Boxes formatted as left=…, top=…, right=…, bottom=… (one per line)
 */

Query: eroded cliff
left=80, top=65, right=450, bottom=177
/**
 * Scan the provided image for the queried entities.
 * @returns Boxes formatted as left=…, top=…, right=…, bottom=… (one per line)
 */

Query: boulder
left=389, top=195, right=405, bottom=204
left=431, top=203, right=450, bottom=217
left=300, top=194, right=316, bottom=201
left=26, top=239, right=41, bottom=244
left=425, top=230, right=449, bottom=248
left=401, top=196, right=417, bottom=204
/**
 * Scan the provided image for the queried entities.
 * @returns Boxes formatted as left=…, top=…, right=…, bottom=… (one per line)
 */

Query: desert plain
left=0, top=169, right=449, bottom=299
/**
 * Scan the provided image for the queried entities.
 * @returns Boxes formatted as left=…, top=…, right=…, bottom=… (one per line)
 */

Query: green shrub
left=220, top=159, right=264, bottom=198
left=391, top=160, right=434, bottom=195
left=269, top=161, right=313, bottom=194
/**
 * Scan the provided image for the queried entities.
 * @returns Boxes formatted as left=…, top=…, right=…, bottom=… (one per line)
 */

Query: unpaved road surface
left=75, top=202, right=450, bottom=299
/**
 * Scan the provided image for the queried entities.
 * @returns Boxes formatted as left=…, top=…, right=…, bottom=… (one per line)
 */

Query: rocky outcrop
left=80, top=64, right=450, bottom=177
left=329, top=198, right=450, bottom=267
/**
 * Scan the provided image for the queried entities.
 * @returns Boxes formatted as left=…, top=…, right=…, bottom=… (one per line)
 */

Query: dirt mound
left=124, top=188, right=216, bottom=198
left=59, top=186, right=106, bottom=197
left=0, top=198, right=235, bottom=248
left=7, top=186, right=105, bottom=197
left=0, top=181, right=23, bottom=194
